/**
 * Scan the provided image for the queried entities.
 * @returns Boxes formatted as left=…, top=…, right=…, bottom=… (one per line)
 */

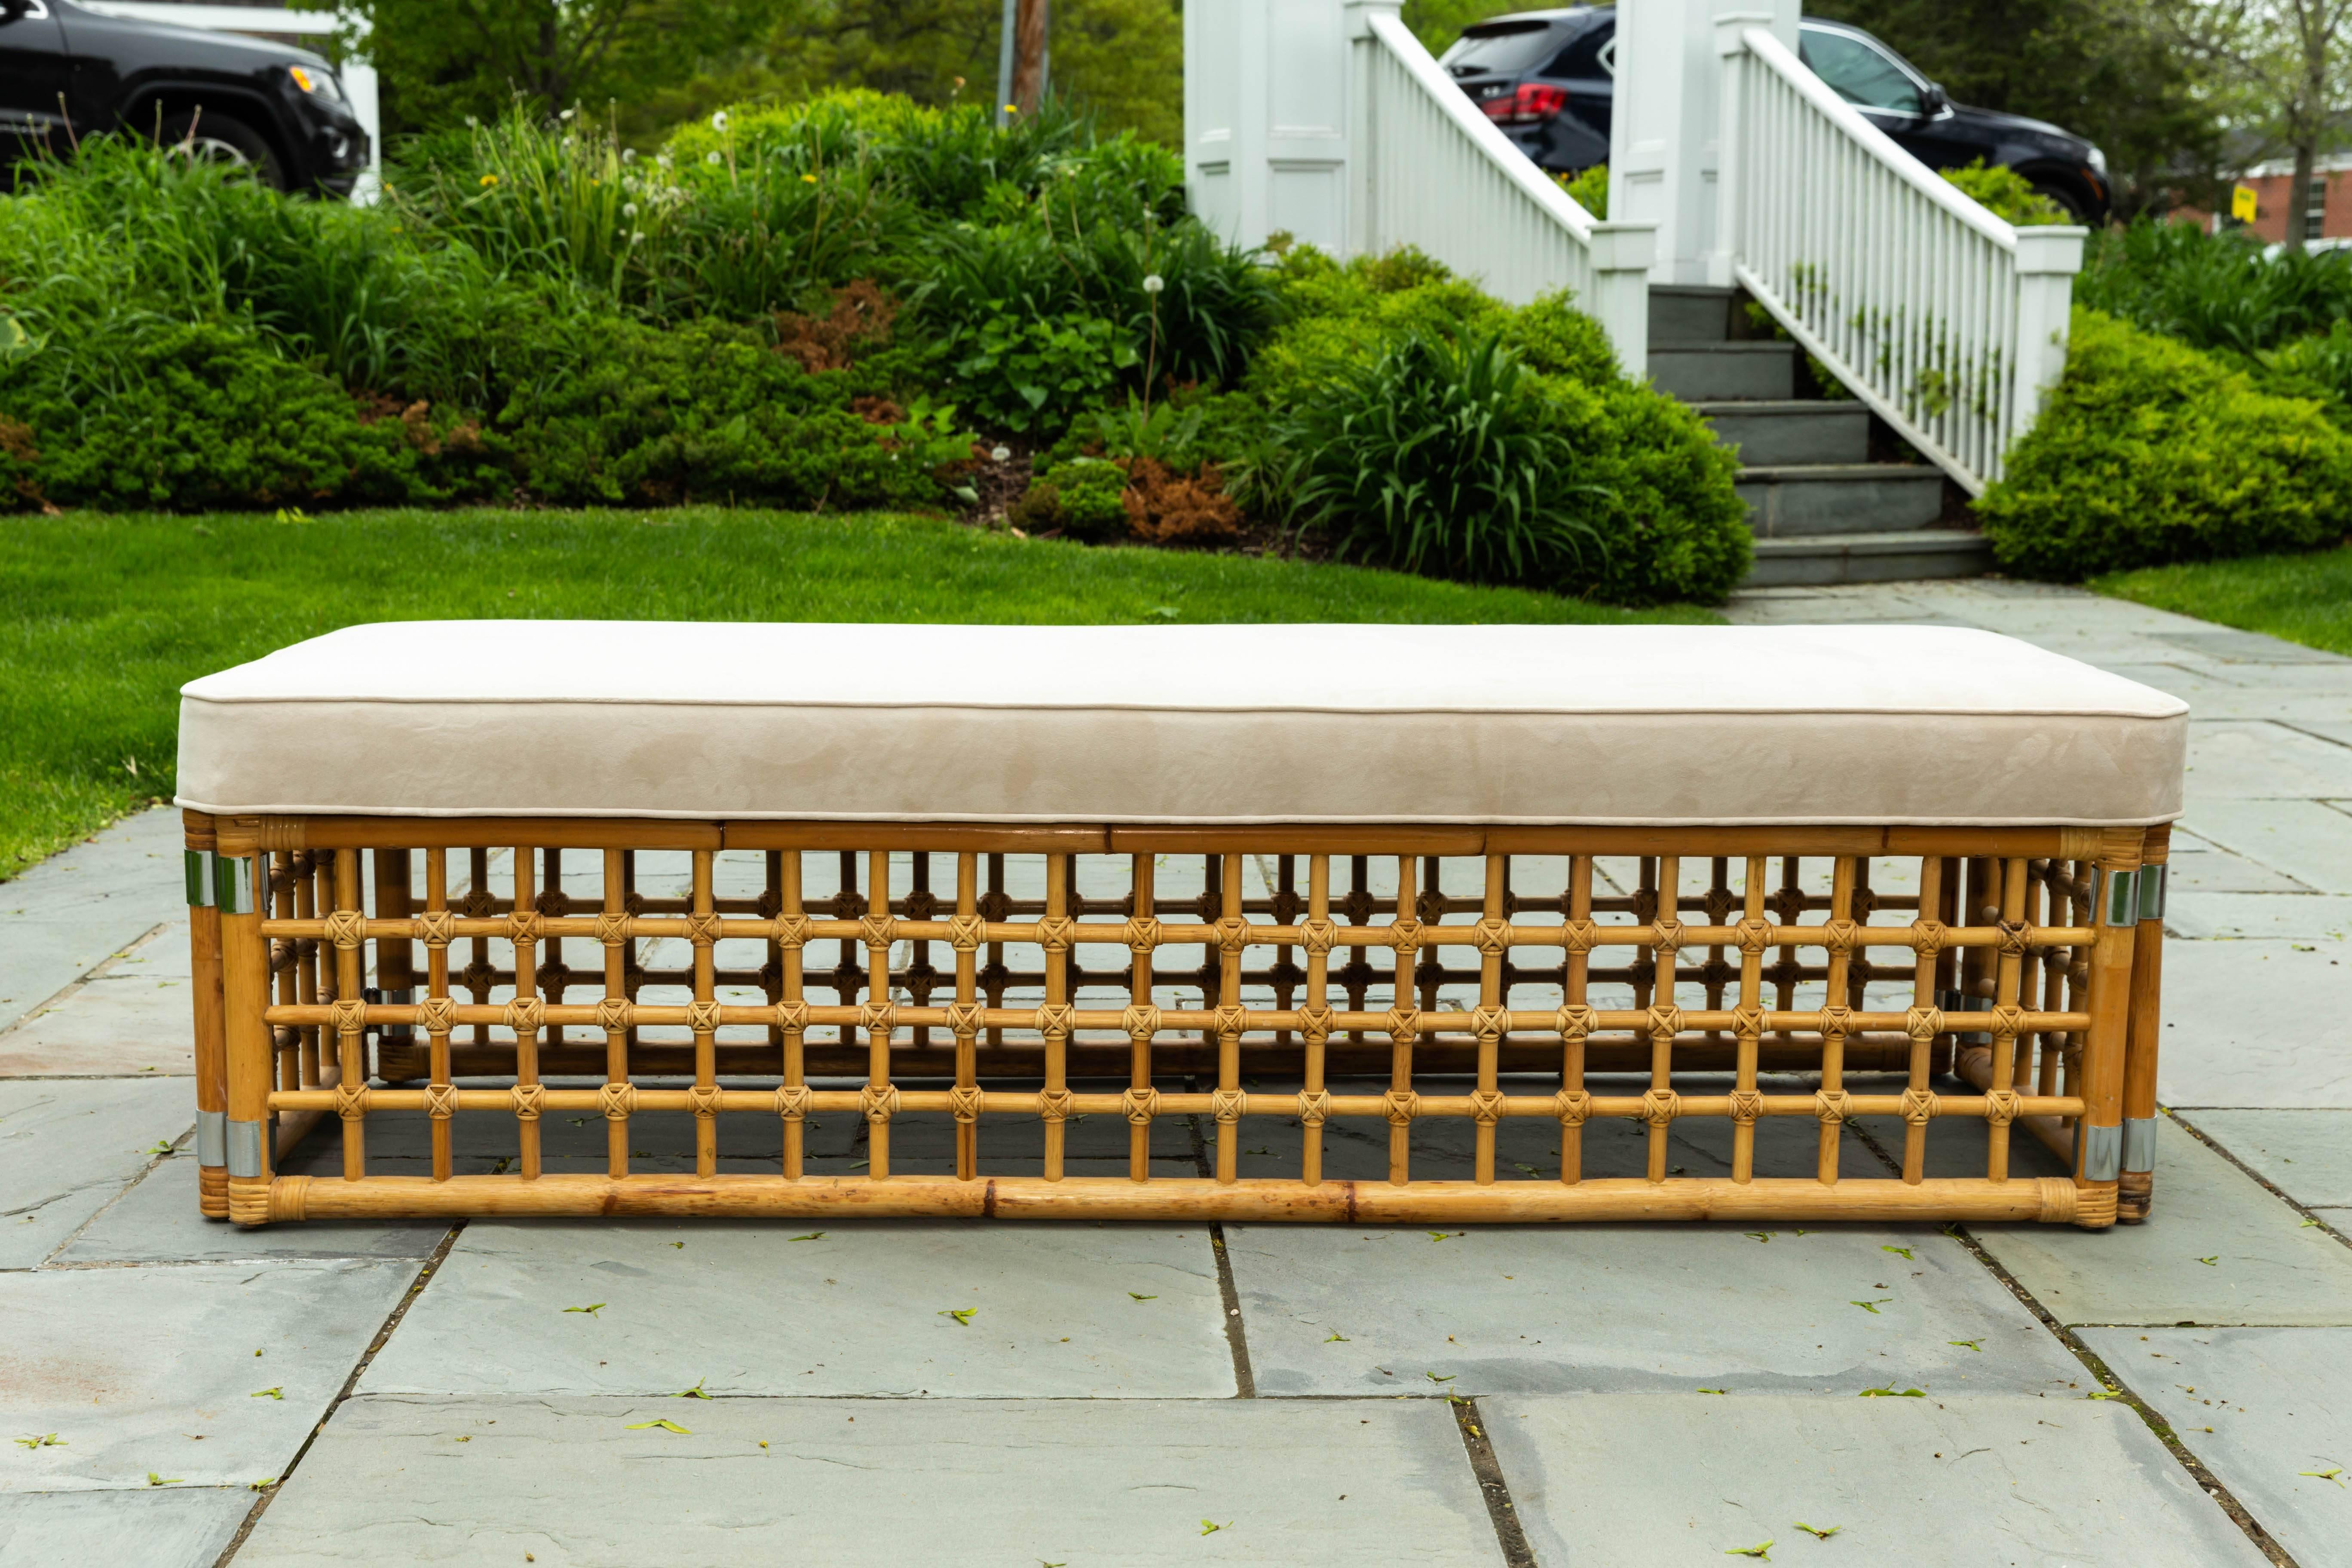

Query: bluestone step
left=1648, top=340, right=1794, bottom=400
left=1743, top=528, right=1993, bottom=588
left=1691, top=399, right=1869, bottom=467
left=1645, top=283, right=1737, bottom=343
left=1736, top=463, right=1946, bottom=536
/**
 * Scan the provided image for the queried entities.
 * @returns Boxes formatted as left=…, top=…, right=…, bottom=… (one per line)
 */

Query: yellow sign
left=2232, top=183, right=2260, bottom=224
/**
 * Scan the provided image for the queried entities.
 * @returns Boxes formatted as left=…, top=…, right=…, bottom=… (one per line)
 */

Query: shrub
left=1939, top=160, right=2070, bottom=227
left=2076, top=220, right=2352, bottom=359
left=1013, top=456, right=1130, bottom=540
left=1558, top=162, right=1608, bottom=219
left=1977, top=309, right=2352, bottom=578
left=2258, top=319, right=2352, bottom=426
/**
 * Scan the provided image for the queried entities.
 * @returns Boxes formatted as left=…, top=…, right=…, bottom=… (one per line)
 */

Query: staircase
left=1647, top=285, right=1994, bottom=588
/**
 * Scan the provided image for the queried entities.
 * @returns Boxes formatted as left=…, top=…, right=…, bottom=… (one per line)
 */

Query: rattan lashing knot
left=1649, top=919, right=1685, bottom=956
left=1386, top=918, right=1424, bottom=956
left=858, top=914, right=897, bottom=950
left=686, top=1083, right=723, bottom=1119
left=1816, top=1004, right=1853, bottom=1043
left=594, top=997, right=635, bottom=1033
left=1120, top=1004, right=1161, bottom=1043
left=533, top=889, right=573, bottom=919
left=771, top=914, right=814, bottom=950
left=505, top=910, right=543, bottom=947
left=1470, top=1004, right=1510, bottom=1044
left=772, top=999, right=811, bottom=1035
left=324, top=909, right=367, bottom=951
left=1899, top=1087, right=1941, bottom=1125
left=1990, top=1004, right=2029, bottom=1041
left=1733, top=916, right=1775, bottom=956
left=1203, top=915, right=1244, bottom=957
left=1981, top=1089, right=2022, bottom=1126
left=1728, top=1088, right=1765, bottom=1125
left=1468, top=1088, right=1508, bottom=1126
left=1297, top=919, right=1338, bottom=956
left=1384, top=1007, right=1421, bottom=1046
left=1560, top=919, right=1599, bottom=955
left=1553, top=1004, right=1597, bottom=1043
left=415, top=910, right=456, bottom=950
left=1209, top=1004, right=1246, bottom=1044
left=510, top=1084, right=546, bottom=1122
left=859, top=1083, right=900, bottom=1124
left=1640, top=1088, right=1681, bottom=1127
left=329, top=998, right=368, bottom=1037
left=1035, top=1003, right=1076, bottom=1042
left=597, top=1082, right=637, bottom=1120
left=459, top=888, right=497, bottom=920
left=683, top=912, right=723, bottom=947
left=1996, top=920, right=2034, bottom=958
left=502, top=997, right=546, bottom=1035
left=1908, top=919, right=1949, bottom=959
left=593, top=912, right=631, bottom=949
left=1820, top=918, right=1863, bottom=956
left=418, top=995, right=457, bottom=1036
left=1730, top=1003, right=1766, bottom=1041
left=774, top=1084, right=813, bottom=1122
left=1036, top=1087, right=1076, bottom=1123
left=1120, top=916, right=1162, bottom=954
left=944, top=1001, right=985, bottom=1040
left=1553, top=1089, right=1592, bottom=1127
left=1121, top=1087, right=1161, bottom=1125
left=1296, top=1089, right=1332, bottom=1127
left=1210, top=1087, right=1248, bottom=1125
left=334, top=1080, right=369, bottom=1121
left=858, top=1001, right=897, bottom=1038
left=687, top=1000, right=724, bottom=1035
left=1294, top=1001, right=1334, bottom=1044
left=946, top=1084, right=985, bottom=1124
left=1906, top=1005, right=1946, bottom=1044
left=1813, top=1089, right=1853, bottom=1126
left=1381, top=1088, right=1418, bottom=1127
left=422, top=1082, right=458, bottom=1121
left=1647, top=1004, right=1683, bottom=1044
left=1471, top=917, right=1513, bottom=957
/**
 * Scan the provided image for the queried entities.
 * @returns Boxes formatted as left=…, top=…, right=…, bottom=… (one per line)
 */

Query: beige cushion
left=175, top=621, right=2187, bottom=827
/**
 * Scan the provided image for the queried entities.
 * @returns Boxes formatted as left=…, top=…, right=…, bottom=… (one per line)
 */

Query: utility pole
left=995, top=0, right=1018, bottom=128
left=1011, top=0, right=1050, bottom=117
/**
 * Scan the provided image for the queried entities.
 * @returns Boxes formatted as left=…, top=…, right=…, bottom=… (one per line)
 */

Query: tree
left=2155, top=0, right=2352, bottom=246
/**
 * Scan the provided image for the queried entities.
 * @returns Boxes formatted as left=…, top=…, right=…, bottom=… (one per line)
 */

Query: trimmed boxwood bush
left=1978, top=309, right=2352, bottom=578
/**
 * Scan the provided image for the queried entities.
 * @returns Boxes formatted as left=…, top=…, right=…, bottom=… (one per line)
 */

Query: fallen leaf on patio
left=788, top=1232, right=825, bottom=1242
left=624, top=1420, right=692, bottom=1434
left=141, top=1141, right=172, bottom=1155
left=1128, top=1292, right=1158, bottom=1301
left=1514, top=1163, right=1540, bottom=1176
left=1427, top=1231, right=1457, bottom=1242
left=1200, top=1520, right=1230, bottom=1536
left=1743, top=1232, right=1770, bottom=1243
left=1795, top=1522, right=1841, bottom=1539
left=2196, top=1256, right=2218, bottom=1267
left=454, top=1436, right=470, bottom=1442
left=1724, top=1541, right=1772, bottom=1559
left=251, top=1388, right=282, bottom=1400
left=1850, top=1299, right=1892, bottom=1314
left=248, top=1478, right=275, bottom=1491
left=147, top=1473, right=181, bottom=1486
left=1426, top=1372, right=1455, bottom=1384
left=1324, top=1332, right=1350, bottom=1342
left=1697, top=1388, right=1727, bottom=1395
left=939, top=1308, right=976, bottom=1326
left=1882, top=1246, right=1913, bottom=1260
left=2303, top=1219, right=2323, bottom=1228
left=1948, top=1340, right=1983, bottom=1352
left=2297, top=1465, right=2343, bottom=1486
left=563, top=1303, right=606, bottom=1316
left=670, top=1241, right=684, bottom=1249
left=1858, top=1387, right=1924, bottom=1398
left=2086, top=1390, right=2123, bottom=1400
left=673, top=1379, right=710, bottom=1399
left=13, top=1434, right=62, bottom=1449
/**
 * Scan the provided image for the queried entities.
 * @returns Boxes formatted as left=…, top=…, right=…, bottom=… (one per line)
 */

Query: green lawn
left=2093, top=546, right=2352, bottom=659
left=0, top=508, right=1714, bottom=879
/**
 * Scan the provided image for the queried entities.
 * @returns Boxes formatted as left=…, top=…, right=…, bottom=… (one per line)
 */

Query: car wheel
left=2028, top=180, right=2091, bottom=224
left=155, top=110, right=285, bottom=190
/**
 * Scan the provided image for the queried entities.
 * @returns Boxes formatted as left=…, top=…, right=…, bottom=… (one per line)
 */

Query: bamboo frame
left=188, top=812, right=2158, bottom=1229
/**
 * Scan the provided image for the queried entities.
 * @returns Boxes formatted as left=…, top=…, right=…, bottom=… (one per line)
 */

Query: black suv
left=1440, top=7, right=2111, bottom=224
left=0, top=0, right=369, bottom=195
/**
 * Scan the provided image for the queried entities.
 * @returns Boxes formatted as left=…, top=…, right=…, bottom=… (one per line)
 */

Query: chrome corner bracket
left=227, top=1118, right=265, bottom=1180
left=2122, top=1117, right=2157, bottom=1174
left=2078, top=1122, right=2122, bottom=1183
left=2137, top=864, right=2168, bottom=923
left=215, top=855, right=259, bottom=917
left=185, top=849, right=217, bottom=908
left=197, top=1109, right=227, bottom=1167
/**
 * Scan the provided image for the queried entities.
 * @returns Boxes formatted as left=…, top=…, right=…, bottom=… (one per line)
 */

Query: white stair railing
left=1348, top=2, right=1656, bottom=369
left=1714, top=21, right=2083, bottom=491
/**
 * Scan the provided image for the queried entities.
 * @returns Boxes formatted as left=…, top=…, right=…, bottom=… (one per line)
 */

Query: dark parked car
left=0, top=0, right=368, bottom=195
left=1439, top=7, right=2111, bottom=224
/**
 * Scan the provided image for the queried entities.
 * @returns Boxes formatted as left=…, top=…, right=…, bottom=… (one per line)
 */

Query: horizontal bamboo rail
left=187, top=814, right=2157, bottom=1230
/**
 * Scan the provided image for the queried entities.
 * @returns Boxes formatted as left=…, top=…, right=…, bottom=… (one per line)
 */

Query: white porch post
left=1608, top=0, right=1795, bottom=285
left=1182, top=0, right=1352, bottom=254
left=2006, top=227, right=2086, bottom=467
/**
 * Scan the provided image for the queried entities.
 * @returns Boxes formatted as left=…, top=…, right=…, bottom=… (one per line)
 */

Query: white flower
left=560, top=107, right=576, bottom=121
left=656, top=152, right=673, bottom=170
left=621, top=147, right=637, bottom=163
left=463, top=114, right=479, bottom=128
left=622, top=202, right=638, bottom=218
left=990, top=445, right=1011, bottom=462
left=1142, top=274, right=1165, bottom=295
left=630, top=231, right=645, bottom=244
left=705, top=150, right=722, bottom=166
left=711, top=110, right=729, bottom=132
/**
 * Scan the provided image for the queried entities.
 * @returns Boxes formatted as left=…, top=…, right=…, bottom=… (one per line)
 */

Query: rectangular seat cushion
left=175, top=621, right=2188, bottom=827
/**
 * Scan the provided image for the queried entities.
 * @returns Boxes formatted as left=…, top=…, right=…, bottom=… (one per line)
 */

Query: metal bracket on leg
left=2122, top=1116, right=2157, bottom=1174
left=2078, top=1122, right=2122, bottom=1182
left=185, top=849, right=217, bottom=908
left=227, top=1118, right=265, bottom=1180
left=197, top=1110, right=227, bottom=1167
left=215, top=855, right=258, bottom=917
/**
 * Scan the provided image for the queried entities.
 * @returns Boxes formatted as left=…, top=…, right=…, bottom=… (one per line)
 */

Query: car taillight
left=1481, top=84, right=1568, bottom=124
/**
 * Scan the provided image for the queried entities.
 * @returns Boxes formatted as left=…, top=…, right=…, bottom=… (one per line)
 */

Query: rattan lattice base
left=182, top=813, right=2170, bottom=1229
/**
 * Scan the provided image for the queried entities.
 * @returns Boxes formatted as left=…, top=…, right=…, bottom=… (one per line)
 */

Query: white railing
left=1349, top=3, right=1654, bottom=369
left=1715, top=23, right=2081, bottom=491
left=77, top=2, right=381, bottom=203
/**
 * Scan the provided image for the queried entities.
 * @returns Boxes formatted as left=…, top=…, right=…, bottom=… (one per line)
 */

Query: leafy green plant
left=1263, top=330, right=1608, bottom=585
left=2076, top=219, right=2352, bottom=359
left=2261, top=319, right=2352, bottom=425
left=1013, top=456, right=1131, bottom=541
left=1557, top=162, right=1609, bottom=219
left=1939, top=160, right=2070, bottom=227
left=1978, top=309, right=2352, bottom=577
left=942, top=312, right=1138, bottom=435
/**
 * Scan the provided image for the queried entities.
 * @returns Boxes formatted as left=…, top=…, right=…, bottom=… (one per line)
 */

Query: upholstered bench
left=176, top=621, right=2184, bottom=1229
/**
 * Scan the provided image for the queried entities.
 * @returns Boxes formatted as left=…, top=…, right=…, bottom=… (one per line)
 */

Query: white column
left=1183, top=0, right=1351, bottom=254
left=1608, top=0, right=1795, bottom=285
left=2006, top=226, right=2086, bottom=463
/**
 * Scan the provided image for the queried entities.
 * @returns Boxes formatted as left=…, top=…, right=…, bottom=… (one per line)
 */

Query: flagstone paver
left=57, top=1155, right=448, bottom=1265
left=0, top=1079, right=191, bottom=1268
left=0, top=1487, right=251, bottom=1566
left=234, top=1394, right=1498, bottom=1567
left=2080, top=1325, right=2352, bottom=1568
left=0, top=810, right=187, bottom=1037
left=1483, top=1391, right=2269, bottom=1568
left=2171, top=1110, right=2352, bottom=1208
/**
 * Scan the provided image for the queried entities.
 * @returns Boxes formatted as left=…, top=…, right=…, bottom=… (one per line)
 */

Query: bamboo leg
left=1900, top=855, right=1945, bottom=1184
left=1813, top=856, right=1856, bottom=1185
left=1562, top=854, right=1593, bottom=1185
left=1473, top=853, right=1506, bottom=1186
left=186, top=817, right=228, bottom=1219
left=1300, top=855, right=1329, bottom=1187
left=425, top=848, right=453, bottom=1183
left=2119, top=825, right=2169, bottom=1223
left=691, top=848, right=717, bottom=1179
left=1215, top=851, right=1243, bottom=1185
left=2072, top=832, right=2142, bottom=1230
left=286, top=854, right=315, bottom=1094
left=513, top=847, right=542, bottom=1181
left=220, top=852, right=274, bottom=1227
left=1043, top=851, right=1069, bottom=1182
left=1648, top=856, right=1681, bottom=1185
left=864, top=849, right=894, bottom=1179
left=372, top=848, right=417, bottom=1080
left=1387, top=854, right=1418, bottom=1186
left=1129, top=853, right=1156, bottom=1183
left=782, top=851, right=809, bottom=1180
left=1730, top=855, right=1765, bottom=1185
left=603, top=848, right=629, bottom=1180
left=333, top=850, right=367, bottom=1180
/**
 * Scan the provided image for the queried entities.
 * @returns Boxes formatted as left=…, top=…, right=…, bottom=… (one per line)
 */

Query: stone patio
left=4, top=579, right=2349, bottom=1566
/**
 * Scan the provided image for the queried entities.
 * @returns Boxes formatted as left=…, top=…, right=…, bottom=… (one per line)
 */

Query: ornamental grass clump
left=1266, top=330, right=1606, bottom=586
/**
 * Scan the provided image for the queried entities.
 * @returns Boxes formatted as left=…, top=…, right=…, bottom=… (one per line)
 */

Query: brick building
left=2179, top=155, right=2352, bottom=245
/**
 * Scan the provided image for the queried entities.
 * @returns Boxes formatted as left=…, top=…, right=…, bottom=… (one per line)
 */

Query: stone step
left=1743, top=529, right=1994, bottom=588
left=1649, top=340, right=1793, bottom=401
left=1691, top=399, right=1869, bottom=468
left=1736, top=463, right=1946, bottom=537
left=1647, top=283, right=1739, bottom=344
